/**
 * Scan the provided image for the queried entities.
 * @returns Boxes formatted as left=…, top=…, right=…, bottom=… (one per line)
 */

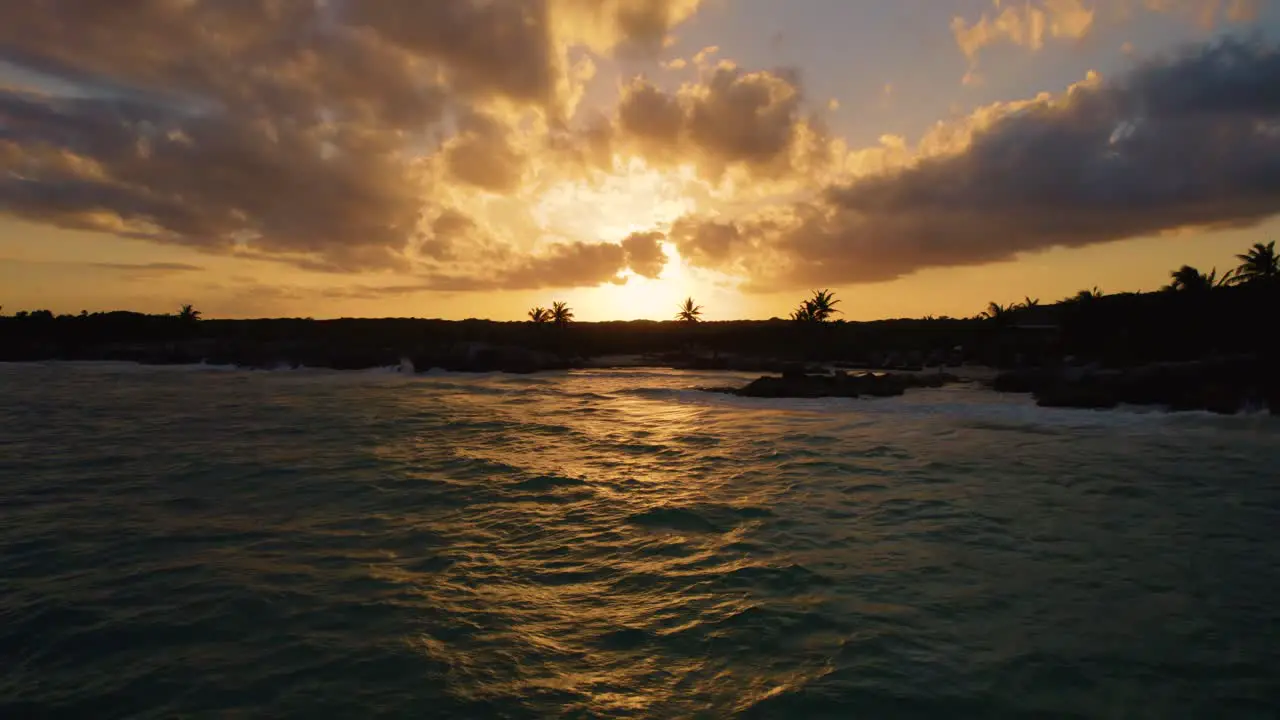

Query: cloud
left=669, top=217, right=746, bottom=268
left=0, top=0, right=705, bottom=282
left=613, top=63, right=834, bottom=181
left=443, top=111, right=528, bottom=192
left=7, top=0, right=1271, bottom=302
left=89, top=261, right=204, bottom=273
left=1132, top=0, right=1261, bottom=28
left=556, top=0, right=704, bottom=54
left=0, top=90, right=424, bottom=270
left=954, top=0, right=1265, bottom=69
left=480, top=231, right=667, bottom=288
left=953, top=0, right=1096, bottom=64
left=620, top=230, right=667, bottom=278
left=414, top=237, right=654, bottom=291
left=674, top=38, right=1280, bottom=289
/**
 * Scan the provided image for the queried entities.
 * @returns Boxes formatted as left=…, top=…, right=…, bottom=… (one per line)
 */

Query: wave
left=627, top=503, right=775, bottom=534
left=509, top=474, right=588, bottom=491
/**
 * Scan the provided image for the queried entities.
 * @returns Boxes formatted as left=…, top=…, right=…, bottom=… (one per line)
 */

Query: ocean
left=2, top=363, right=1278, bottom=718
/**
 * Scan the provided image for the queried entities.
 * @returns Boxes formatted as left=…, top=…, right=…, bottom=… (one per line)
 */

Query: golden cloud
left=0, top=0, right=709, bottom=289
left=672, top=40, right=1280, bottom=289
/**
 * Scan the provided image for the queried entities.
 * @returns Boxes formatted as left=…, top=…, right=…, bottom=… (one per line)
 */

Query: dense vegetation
left=2, top=242, right=1276, bottom=370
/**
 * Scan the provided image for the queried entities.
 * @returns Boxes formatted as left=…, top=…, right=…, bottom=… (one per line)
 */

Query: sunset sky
left=2, top=0, right=1279, bottom=320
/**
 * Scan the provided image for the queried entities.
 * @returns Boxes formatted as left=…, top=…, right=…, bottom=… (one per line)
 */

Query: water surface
left=2, top=364, right=1278, bottom=718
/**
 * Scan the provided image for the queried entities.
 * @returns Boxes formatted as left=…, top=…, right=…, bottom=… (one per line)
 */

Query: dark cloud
left=619, top=79, right=684, bottom=149
left=497, top=241, right=629, bottom=289
left=344, top=1, right=560, bottom=108
left=0, top=90, right=423, bottom=269
left=619, top=230, right=667, bottom=278
left=678, top=38, right=1280, bottom=288
left=371, top=233, right=667, bottom=292
left=612, top=0, right=701, bottom=53
left=443, top=111, right=527, bottom=192
left=493, top=230, right=672, bottom=288
left=669, top=217, right=745, bottom=266
left=614, top=64, right=830, bottom=179
left=419, top=209, right=514, bottom=265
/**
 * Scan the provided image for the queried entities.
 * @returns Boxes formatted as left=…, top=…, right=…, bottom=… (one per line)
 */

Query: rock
left=1005, top=356, right=1267, bottom=414
left=1201, top=383, right=1244, bottom=415
left=1034, top=382, right=1119, bottom=409
left=412, top=343, right=573, bottom=374
left=779, top=362, right=827, bottom=379
left=992, top=368, right=1059, bottom=394
left=689, top=356, right=729, bottom=370
left=708, top=371, right=960, bottom=399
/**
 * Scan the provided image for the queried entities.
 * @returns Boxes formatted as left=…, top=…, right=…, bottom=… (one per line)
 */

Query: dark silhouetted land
left=3, top=276, right=1277, bottom=413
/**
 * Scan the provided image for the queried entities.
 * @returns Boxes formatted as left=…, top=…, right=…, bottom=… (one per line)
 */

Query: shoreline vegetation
left=3, top=244, right=1277, bottom=414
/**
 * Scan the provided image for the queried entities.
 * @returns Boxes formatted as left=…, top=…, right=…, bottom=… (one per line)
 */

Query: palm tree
left=528, top=306, right=550, bottom=323
left=982, top=301, right=1009, bottom=320
left=808, top=289, right=841, bottom=321
left=790, top=289, right=841, bottom=324
left=178, top=304, right=201, bottom=323
left=550, top=301, right=573, bottom=327
left=1021, top=296, right=1040, bottom=309
left=676, top=297, right=703, bottom=323
left=1228, top=241, right=1279, bottom=285
left=1166, top=265, right=1227, bottom=292
left=1066, top=287, right=1103, bottom=304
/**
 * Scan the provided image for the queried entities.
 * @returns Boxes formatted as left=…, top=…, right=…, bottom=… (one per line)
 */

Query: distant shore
left=2, top=278, right=1276, bottom=415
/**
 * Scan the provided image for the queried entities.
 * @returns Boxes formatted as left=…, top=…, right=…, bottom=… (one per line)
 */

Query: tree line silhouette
left=2, top=241, right=1275, bottom=369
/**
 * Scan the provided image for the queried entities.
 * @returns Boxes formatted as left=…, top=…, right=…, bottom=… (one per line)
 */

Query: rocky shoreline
left=702, top=369, right=963, bottom=399
left=991, top=356, right=1279, bottom=415
left=694, top=357, right=1279, bottom=416
left=3, top=326, right=1276, bottom=416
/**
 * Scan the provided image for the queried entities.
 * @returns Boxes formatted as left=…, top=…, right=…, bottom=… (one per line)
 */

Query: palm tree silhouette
left=1166, top=265, right=1228, bottom=292
left=1021, top=296, right=1040, bottom=309
left=676, top=297, right=703, bottom=323
left=1069, top=287, right=1103, bottom=303
left=982, top=301, right=1009, bottom=320
left=550, top=301, right=574, bottom=327
left=808, top=289, right=841, bottom=321
left=528, top=306, right=550, bottom=323
left=788, top=289, right=841, bottom=324
left=789, top=289, right=842, bottom=328
left=178, top=304, right=201, bottom=323
left=790, top=303, right=816, bottom=322
left=1228, top=241, right=1279, bottom=285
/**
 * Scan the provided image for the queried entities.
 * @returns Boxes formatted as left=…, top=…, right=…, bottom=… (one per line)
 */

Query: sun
left=527, top=158, right=731, bottom=320
left=582, top=241, right=692, bottom=321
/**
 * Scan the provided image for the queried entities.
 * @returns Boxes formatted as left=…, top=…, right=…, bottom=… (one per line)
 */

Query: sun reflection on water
left=367, top=372, right=820, bottom=714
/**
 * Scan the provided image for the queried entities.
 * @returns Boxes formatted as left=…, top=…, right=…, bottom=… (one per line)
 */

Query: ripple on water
left=627, top=503, right=775, bottom=534
left=0, top=364, right=1278, bottom=718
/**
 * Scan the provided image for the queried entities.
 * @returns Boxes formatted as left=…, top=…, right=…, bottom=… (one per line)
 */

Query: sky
left=1, top=0, right=1279, bottom=321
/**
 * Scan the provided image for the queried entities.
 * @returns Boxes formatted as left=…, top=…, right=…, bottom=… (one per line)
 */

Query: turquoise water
left=2, top=363, right=1278, bottom=718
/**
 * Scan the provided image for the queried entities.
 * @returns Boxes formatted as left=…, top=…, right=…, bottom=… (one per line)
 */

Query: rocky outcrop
left=705, top=371, right=961, bottom=399
left=994, top=356, right=1276, bottom=414
left=1034, top=381, right=1119, bottom=409
left=664, top=353, right=828, bottom=375
left=411, top=342, right=580, bottom=374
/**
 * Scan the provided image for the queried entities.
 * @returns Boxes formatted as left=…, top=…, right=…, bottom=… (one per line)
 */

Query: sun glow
left=587, top=242, right=689, bottom=320
left=524, top=158, right=741, bottom=320
left=531, top=158, right=701, bottom=243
